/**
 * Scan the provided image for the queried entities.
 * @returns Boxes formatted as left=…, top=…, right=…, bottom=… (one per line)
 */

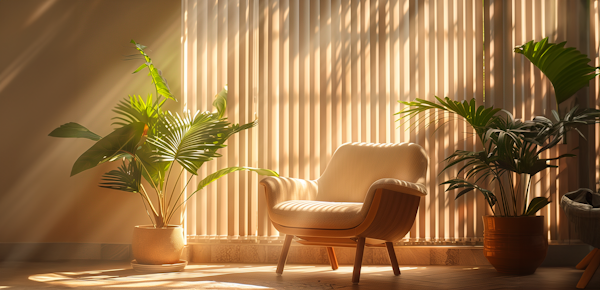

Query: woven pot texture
left=561, top=189, right=600, bottom=248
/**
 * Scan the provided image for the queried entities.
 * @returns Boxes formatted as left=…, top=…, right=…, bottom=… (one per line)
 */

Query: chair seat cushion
left=270, top=200, right=365, bottom=230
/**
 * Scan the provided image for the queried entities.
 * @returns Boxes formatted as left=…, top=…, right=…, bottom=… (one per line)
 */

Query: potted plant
left=396, top=38, right=600, bottom=274
left=49, top=41, right=278, bottom=267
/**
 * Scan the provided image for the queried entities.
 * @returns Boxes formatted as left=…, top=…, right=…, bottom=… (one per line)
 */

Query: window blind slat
left=182, top=0, right=593, bottom=244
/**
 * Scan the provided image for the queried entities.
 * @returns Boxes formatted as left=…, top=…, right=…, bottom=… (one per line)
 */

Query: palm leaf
left=397, top=97, right=501, bottom=141
left=49, top=122, right=102, bottom=141
left=112, top=94, right=164, bottom=131
left=130, top=40, right=175, bottom=101
left=515, top=38, right=599, bottom=105
left=193, top=166, right=279, bottom=194
left=99, top=160, right=142, bottom=193
left=222, top=119, right=258, bottom=141
left=71, top=122, right=146, bottom=176
left=213, top=86, right=228, bottom=119
left=148, top=111, right=229, bottom=174
left=135, top=144, right=170, bottom=190
left=524, top=196, right=551, bottom=216
left=441, top=179, right=497, bottom=209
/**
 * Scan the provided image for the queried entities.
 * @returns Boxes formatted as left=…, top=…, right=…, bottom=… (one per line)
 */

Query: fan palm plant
left=397, top=39, right=600, bottom=216
left=49, top=41, right=278, bottom=227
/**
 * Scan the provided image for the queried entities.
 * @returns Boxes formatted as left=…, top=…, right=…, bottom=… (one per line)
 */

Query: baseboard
left=188, top=242, right=490, bottom=266
left=0, top=243, right=131, bottom=261
left=0, top=242, right=591, bottom=267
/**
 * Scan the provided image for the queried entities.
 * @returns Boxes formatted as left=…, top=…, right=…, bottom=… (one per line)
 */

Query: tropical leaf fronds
left=135, top=143, right=170, bottom=190
left=99, top=160, right=142, bottom=193
left=112, top=94, right=165, bottom=132
left=396, top=97, right=501, bottom=141
left=442, top=179, right=497, bottom=214
left=49, top=122, right=102, bottom=141
left=442, top=150, right=495, bottom=183
left=71, top=122, right=147, bottom=176
left=148, top=111, right=230, bottom=174
left=130, top=40, right=175, bottom=101
left=515, top=38, right=600, bottom=105
left=222, top=119, right=258, bottom=142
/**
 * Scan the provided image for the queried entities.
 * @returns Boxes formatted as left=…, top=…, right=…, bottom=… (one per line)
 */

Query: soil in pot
left=132, top=225, right=184, bottom=265
left=483, top=216, right=548, bottom=275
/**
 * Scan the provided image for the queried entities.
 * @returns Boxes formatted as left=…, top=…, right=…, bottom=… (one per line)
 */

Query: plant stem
left=497, top=172, right=510, bottom=216
left=162, top=162, right=175, bottom=216
left=139, top=184, right=158, bottom=217
left=166, top=168, right=185, bottom=214
left=165, top=175, right=194, bottom=225
left=140, top=184, right=160, bottom=224
left=139, top=192, right=156, bottom=226
left=522, top=175, right=532, bottom=215
left=508, top=173, right=517, bottom=216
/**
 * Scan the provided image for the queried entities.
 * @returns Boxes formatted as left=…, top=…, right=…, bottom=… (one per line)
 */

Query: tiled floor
left=0, top=261, right=599, bottom=289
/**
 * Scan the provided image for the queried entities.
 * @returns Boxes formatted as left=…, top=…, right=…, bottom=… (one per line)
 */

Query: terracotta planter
left=483, top=216, right=548, bottom=275
left=132, top=225, right=184, bottom=265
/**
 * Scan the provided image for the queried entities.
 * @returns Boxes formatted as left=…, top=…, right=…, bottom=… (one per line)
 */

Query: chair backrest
left=316, top=142, right=428, bottom=202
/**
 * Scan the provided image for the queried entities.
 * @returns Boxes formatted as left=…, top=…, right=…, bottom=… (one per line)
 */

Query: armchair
left=260, top=142, right=428, bottom=284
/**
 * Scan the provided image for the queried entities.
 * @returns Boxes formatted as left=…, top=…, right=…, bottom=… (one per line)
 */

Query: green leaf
left=396, top=97, right=501, bottom=142
left=213, top=86, right=228, bottom=119
left=524, top=196, right=551, bottom=216
left=193, top=166, right=279, bottom=194
left=135, top=144, right=170, bottom=190
left=99, top=160, right=142, bottom=193
left=132, top=63, right=147, bottom=74
left=130, top=40, right=175, bottom=101
left=223, top=119, right=258, bottom=141
left=49, top=122, right=102, bottom=141
left=71, top=122, right=146, bottom=176
left=515, top=38, right=600, bottom=105
left=112, top=94, right=164, bottom=133
left=148, top=111, right=229, bottom=174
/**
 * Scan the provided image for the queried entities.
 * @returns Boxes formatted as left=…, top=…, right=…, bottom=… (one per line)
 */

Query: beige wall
left=0, top=0, right=180, bottom=244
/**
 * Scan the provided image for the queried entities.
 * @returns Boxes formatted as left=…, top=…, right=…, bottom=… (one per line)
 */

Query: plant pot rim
left=135, top=224, right=182, bottom=229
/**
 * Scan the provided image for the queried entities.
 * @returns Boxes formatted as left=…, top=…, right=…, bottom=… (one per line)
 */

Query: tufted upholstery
left=262, top=142, right=428, bottom=230
left=261, top=142, right=429, bottom=284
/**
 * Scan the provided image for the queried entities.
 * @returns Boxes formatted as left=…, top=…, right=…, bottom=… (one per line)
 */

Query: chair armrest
left=362, top=178, right=427, bottom=212
left=260, top=176, right=318, bottom=208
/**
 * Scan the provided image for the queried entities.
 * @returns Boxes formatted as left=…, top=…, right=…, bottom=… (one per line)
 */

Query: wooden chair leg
left=276, top=235, right=294, bottom=275
left=326, top=247, right=339, bottom=270
left=352, top=237, right=366, bottom=284
left=577, top=248, right=599, bottom=270
left=385, top=242, right=401, bottom=276
left=577, top=248, right=600, bottom=289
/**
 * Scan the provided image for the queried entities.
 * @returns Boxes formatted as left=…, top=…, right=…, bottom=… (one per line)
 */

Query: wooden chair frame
left=576, top=248, right=600, bottom=289
left=266, top=188, right=422, bottom=284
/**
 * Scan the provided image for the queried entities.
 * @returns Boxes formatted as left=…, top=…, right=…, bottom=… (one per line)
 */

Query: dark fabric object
left=564, top=188, right=600, bottom=208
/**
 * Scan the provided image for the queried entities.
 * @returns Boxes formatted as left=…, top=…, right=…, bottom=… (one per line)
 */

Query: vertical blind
left=181, top=0, right=598, bottom=243
left=592, top=0, right=600, bottom=206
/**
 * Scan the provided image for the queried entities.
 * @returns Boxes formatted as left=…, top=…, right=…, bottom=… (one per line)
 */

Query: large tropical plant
left=396, top=38, right=600, bottom=217
left=49, top=41, right=278, bottom=227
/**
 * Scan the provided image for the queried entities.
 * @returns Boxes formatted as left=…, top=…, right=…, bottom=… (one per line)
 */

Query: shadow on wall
left=0, top=0, right=180, bottom=248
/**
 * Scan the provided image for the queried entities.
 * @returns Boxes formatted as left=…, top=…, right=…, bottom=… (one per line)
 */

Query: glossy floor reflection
left=0, top=261, right=599, bottom=289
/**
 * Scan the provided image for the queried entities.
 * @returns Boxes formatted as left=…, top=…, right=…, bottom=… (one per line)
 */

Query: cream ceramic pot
left=132, top=225, right=184, bottom=265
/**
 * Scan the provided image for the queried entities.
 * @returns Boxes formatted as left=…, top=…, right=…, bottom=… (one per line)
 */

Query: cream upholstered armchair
left=260, top=142, right=428, bottom=284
